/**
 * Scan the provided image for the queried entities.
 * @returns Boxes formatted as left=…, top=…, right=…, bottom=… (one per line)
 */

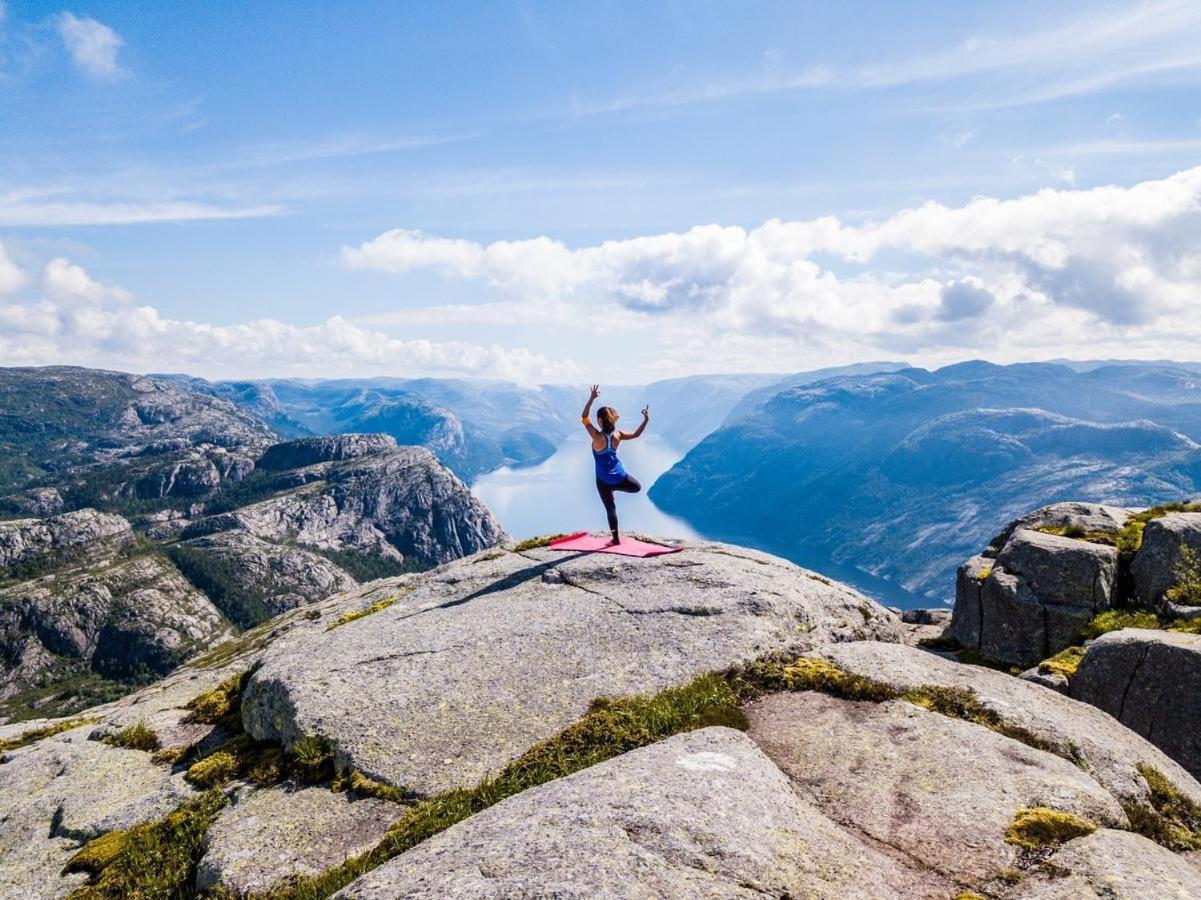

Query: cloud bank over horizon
left=0, top=242, right=571, bottom=383
left=341, top=166, right=1201, bottom=375
left=2, top=167, right=1200, bottom=382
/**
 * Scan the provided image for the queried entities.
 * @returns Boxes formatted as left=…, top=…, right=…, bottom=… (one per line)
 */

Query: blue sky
left=1, top=0, right=1200, bottom=381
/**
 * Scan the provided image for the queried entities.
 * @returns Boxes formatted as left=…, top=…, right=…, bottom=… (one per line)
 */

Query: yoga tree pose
left=581, top=384, right=649, bottom=545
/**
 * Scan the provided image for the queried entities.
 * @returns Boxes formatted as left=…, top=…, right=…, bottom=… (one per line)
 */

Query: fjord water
left=472, top=434, right=700, bottom=541
left=472, top=434, right=924, bottom=609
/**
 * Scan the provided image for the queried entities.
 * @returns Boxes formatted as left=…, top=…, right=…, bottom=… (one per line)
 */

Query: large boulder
left=196, top=785, right=397, bottom=895
left=1131, top=512, right=1201, bottom=605
left=985, top=501, right=1132, bottom=554
left=1071, top=628, right=1201, bottom=779
left=335, top=728, right=947, bottom=899
left=242, top=540, right=902, bottom=795
left=807, top=641, right=1201, bottom=823
left=949, top=529, right=1117, bottom=667
left=746, top=691, right=1126, bottom=884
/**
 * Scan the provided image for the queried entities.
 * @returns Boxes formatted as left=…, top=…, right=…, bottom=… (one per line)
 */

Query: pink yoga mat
left=547, top=532, right=683, bottom=557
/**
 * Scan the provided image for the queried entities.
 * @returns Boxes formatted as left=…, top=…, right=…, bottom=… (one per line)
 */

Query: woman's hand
left=641, top=404, right=649, bottom=419
left=590, top=384, right=601, bottom=400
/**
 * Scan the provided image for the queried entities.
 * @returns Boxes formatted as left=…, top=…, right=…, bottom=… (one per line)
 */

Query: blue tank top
left=593, top=432, right=627, bottom=485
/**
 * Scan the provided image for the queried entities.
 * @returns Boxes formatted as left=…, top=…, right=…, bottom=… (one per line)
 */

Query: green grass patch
left=65, top=790, right=228, bottom=898
left=184, top=669, right=252, bottom=727
left=1004, top=807, right=1096, bottom=851
left=1126, top=764, right=1201, bottom=851
left=1166, top=546, right=1201, bottom=607
left=1111, top=502, right=1201, bottom=564
left=0, top=716, right=97, bottom=753
left=1081, top=609, right=1162, bottom=639
left=1038, top=646, right=1086, bottom=680
left=332, top=769, right=415, bottom=805
left=261, top=674, right=745, bottom=899
left=100, top=721, right=160, bottom=752
left=512, top=533, right=568, bottom=552
left=326, top=591, right=408, bottom=630
left=1080, top=607, right=1201, bottom=639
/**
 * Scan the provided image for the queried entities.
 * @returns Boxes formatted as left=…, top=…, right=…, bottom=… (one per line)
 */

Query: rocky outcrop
left=185, top=443, right=505, bottom=568
left=0, top=509, right=132, bottom=572
left=4, top=542, right=1201, bottom=899
left=257, top=434, right=399, bottom=471
left=0, top=366, right=275, bottom=511
left=170, top=531, right=357, bottom=624
left=0, top=722, right=194, bottom=897
left=1072, top=628, right=1201, bottom=780
left=1131, top=512, right=1201, bottom=605
left=336, top=728, right=946, bottom=899
left=746, top=691, right=1125, bottom=885
left=949, top=528, right=1117, bottom=667
left=242, top=539, right=900, bottom=795
left=196, top=785, right=396, bottom=895
left=0, top=522, right=232, bottom=712
left=809, top=641, right=1201, bottom=820
left=985, top=501, right=1132, bottom=553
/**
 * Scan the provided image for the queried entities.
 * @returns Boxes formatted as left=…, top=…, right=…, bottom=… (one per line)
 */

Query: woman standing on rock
left=581, top=384, right=649, bottom=546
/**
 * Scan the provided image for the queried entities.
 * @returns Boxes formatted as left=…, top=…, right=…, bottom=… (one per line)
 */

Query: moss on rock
left=1004, top=807, right=1096, bottom=851
left=0, top=716, right=98, bottom=753
left=1038, top=646, right=1086, bottom=680
left=100, top=721, right=160, bottom=752
left=512, top=534, right=568, bottom=552
left=66, top=790, right=228, bottom=899
left=184, top=670, right=252, bottom=726
left=1127, top=764, right=1201, bottom=851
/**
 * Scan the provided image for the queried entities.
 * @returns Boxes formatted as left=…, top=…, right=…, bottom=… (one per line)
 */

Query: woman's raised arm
left=621, top=404, right=650, bottom=440
left=581, top=384, right=601, bottom=436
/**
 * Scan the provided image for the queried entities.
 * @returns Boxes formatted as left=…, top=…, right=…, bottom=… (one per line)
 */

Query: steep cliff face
left=182, top=438, right=506, bottom=569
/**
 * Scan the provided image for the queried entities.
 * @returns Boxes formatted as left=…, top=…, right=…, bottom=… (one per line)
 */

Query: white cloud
left=0, top=241, right=27, bottom=295
left=342, top=167, right=1201, bottom=372
left=1106, top=112, right=1125, bottom=126
left=0, top=195, right=282, bottom=226
left=0, top=254, right=572, bottom=382
left=57, top=12, right=124, bottom=79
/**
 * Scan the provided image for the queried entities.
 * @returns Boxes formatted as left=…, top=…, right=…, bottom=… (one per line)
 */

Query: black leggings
left=596, top=475, right=641, bottom=537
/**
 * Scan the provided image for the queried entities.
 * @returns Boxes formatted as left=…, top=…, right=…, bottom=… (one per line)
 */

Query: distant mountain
left=0, top=366, right=276, bottom=517
left=193, top=377, right=578, bottom=481
left=651, top=361, right=1201, bottom=603
left=592, top=364, right=908, bottom=453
